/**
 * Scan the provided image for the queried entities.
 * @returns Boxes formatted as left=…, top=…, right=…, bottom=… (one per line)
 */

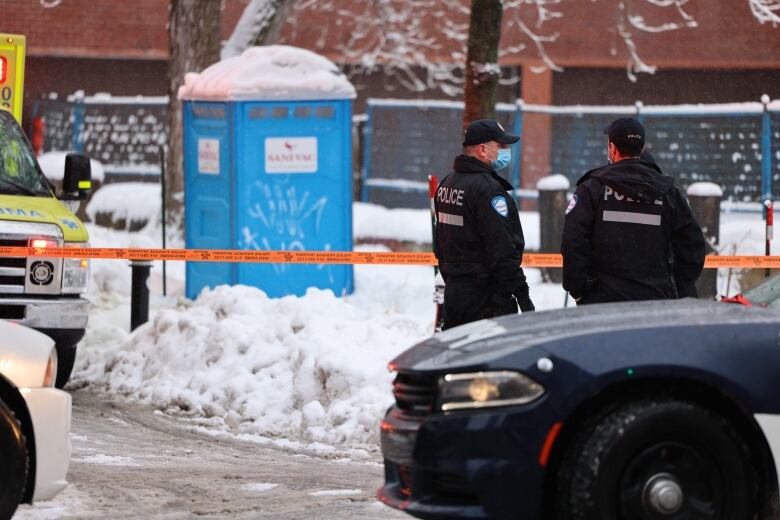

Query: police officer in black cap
left=561, top=117, right=705, bottom=304
left=434, top=119, right=534, bottom=330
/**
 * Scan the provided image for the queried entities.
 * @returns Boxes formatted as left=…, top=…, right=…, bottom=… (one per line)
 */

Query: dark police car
left=378, top=299, right=780, bottom=520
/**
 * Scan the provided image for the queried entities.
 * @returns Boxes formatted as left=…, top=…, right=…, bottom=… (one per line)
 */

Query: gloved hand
left=490, top=291, right=518, bottom=316
left=518, top=297, right=535, bottom=313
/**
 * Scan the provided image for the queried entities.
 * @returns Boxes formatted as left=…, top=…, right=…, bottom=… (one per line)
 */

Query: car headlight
left=43, top=347, right=58, bottom=387
left=62, top=241, right=90, bottom=294
left=438, top=371, right=545, bottom=411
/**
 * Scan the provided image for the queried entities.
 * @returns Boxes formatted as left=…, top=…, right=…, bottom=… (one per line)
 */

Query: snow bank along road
left=15, top=389, right=407, bottom=519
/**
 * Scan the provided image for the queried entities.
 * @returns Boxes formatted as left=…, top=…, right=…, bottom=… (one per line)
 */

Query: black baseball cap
left=604, top=117, right=645, bottom=155
left=463, top=119, right=520, bottom=147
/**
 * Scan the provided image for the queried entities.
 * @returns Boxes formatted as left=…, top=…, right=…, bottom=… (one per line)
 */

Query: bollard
left=130, top=260, right=152, bottom=331
left=536, top=174, right=571, bottom=283
left=765, top=200, right=773, bottom=279
left=687, top=182, right=722, bottom=299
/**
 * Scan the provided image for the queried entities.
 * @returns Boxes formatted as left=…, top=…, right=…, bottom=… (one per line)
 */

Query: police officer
left=561, top=117, right=705, bottom=304
left=434, top=119, right=534, bottom=330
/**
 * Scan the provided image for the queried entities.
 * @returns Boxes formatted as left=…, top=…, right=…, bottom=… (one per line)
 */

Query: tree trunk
left=222, top=0, right=294, bottom=60
left=463, top=0, right=503, bottom=129
left=166, top=0, right=221, bottom=225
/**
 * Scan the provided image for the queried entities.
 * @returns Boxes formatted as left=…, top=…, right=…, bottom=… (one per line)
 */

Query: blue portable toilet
left=180, top=46, right=356, bottom=299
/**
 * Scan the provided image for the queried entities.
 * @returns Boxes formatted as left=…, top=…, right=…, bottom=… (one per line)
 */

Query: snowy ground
left=71, top=199, right=770, bottom=456
left=15, top=391, right=407, bottom=520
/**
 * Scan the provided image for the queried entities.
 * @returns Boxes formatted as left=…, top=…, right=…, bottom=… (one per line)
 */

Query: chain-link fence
left=361, top=100, right=520, bottom=209
left=31, top=96, right=780, bottom=202
left=31, top=95, right=167, bottom=183
left=363, top=99, right=780, bottom=208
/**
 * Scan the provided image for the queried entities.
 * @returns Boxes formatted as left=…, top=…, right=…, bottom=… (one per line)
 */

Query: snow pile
left=71, top=192, right=773, bottom=454
left=178, top=45, right=356, bottom=101
left=37, top=151, right=106, bottom=182
left=353, top=202, right=433, bottom=243
left=76, top=276, right=432, bottom=449
left=353, top=202, right=541, bottom=250
left=86, top=183, right=161, bottom=229
left=719, top=211, right=776, bottom=255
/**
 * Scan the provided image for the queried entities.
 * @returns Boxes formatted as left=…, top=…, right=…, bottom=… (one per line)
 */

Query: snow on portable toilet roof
left=178, top=45, right=356, bottom=102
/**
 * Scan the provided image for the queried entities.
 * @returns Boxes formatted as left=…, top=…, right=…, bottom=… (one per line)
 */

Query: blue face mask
left=491, top=147, right=512, bottom=170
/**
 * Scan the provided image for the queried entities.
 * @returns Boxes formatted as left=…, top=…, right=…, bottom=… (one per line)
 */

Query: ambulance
left=0, top=34, right=91, bottom=388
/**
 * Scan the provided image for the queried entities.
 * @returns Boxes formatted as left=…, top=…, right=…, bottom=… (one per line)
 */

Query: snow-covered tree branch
left=749, top=0, right=780, bottom=25
left=35, top=0, right=780, bottom=93
left=285, top=0, right=778, bottom=94
left=221, top=0, right=294, bottom=59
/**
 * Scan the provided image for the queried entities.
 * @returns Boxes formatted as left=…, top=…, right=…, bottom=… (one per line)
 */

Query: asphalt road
left=15, top=389, right=408, bottom=520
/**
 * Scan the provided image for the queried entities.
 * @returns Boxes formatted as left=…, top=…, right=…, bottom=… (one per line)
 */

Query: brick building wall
left=3, top=0, right=779, bottom=192
left=5, top=1, right=779, bottom=109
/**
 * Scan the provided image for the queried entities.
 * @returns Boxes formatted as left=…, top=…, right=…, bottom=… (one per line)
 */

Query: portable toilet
left=180, top=46, right=356, bottom=299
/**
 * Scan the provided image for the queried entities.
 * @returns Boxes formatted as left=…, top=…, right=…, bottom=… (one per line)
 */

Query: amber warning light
left=0, top=56, right=6, bottom=83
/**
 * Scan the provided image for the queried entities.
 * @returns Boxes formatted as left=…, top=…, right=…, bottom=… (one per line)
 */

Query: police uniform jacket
left=561, top=158, right=705, bottom=303
left=434, top=155, right=531, bottom=326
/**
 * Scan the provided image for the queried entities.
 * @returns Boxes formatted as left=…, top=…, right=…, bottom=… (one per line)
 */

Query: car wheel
left=55, top=343, right=77, bottom=389
left=0, top=397, right=28, bottom=520
left=555, top=398, right=756, bottom=520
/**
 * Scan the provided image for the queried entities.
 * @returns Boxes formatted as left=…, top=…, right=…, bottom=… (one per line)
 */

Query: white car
left=0, top=320, right=71, bottom=519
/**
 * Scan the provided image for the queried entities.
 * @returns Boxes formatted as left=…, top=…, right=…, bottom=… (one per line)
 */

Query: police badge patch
left=566, top=195, right=578, bottom=215
left=491, top=196, right=509, bottom=217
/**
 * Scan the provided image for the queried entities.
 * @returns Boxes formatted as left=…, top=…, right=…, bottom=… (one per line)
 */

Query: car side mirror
left=61, top=153, right=92, bottom=201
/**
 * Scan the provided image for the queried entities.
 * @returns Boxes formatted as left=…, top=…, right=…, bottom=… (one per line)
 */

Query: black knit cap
left=463, top=119, right=520, bottom=147
left=604, top=117, right=645, bottom=156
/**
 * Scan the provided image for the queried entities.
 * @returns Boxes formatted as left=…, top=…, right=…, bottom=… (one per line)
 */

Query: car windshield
left=741, top=274, right=780, bottom=308
left=0, top=110, right=51, bottom=197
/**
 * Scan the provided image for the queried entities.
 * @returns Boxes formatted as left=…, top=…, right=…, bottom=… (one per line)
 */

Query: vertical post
left=130, top=260, right=152, bottom=331
left=352, top=114, right=364, bottom=201
left=28, top=98, right=41, bottom=139
left=766, top=200, right=774, bottom=278
left=71, top=99, right=85, bottom=153
left=159, top=146, right=167, bottom=296
left=360, top=102, right=373, bottom=202
left=428, top=175, right=444, bottom=333
left=511, top=100, right=523, bottom=190
left=536, top=174, right=570, bottom=284
left=635, top=100, right=644, bottom=124
left=687, top=182, right=723, bottom=299
left=761, top=94, right=772, bottom=212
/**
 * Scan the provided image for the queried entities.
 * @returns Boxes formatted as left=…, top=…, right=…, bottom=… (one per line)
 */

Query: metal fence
left=362, top=98, right=780, bottom=208
left=31, top=95, right=168, bottom=182
left=361, top=100, right=521, bottom=209
left=30, top=95, right=780, bottom=203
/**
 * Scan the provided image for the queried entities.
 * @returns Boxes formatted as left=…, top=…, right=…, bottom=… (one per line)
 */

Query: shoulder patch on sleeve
left=565, top=194, right=578, bottom=215
left=491, top=196, right=509, bottom=217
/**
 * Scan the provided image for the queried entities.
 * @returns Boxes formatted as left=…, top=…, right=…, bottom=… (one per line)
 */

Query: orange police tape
left=2, top=246, right=780, bottom=269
